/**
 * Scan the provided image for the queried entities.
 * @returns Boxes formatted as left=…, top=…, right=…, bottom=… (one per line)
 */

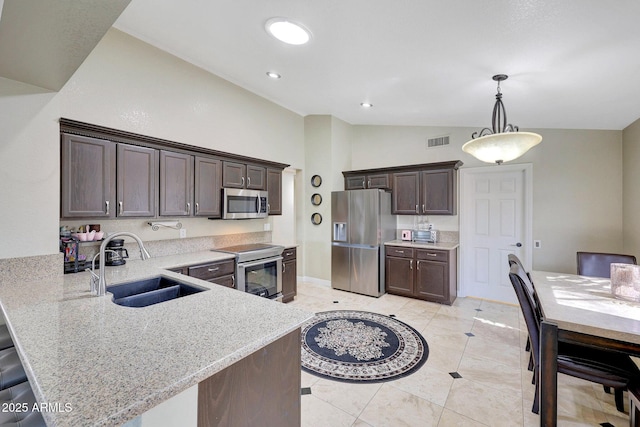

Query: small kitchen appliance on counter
left=401, top=230, right=412, bottom=241
left=412, top=229, right=437, bottom=244
left=104, top=239, right=129, bottom=266
left=214, top=243, right=284, bottom=301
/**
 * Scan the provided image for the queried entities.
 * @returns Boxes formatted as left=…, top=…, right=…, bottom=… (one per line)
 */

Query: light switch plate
left=534, top=240, right=541, bottom=249
left=179, top=229, right=187, bottom=238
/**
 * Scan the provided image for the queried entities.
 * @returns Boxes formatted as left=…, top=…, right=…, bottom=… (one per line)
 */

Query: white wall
left=0, top=29, right=305, bottom=259
left=349, top=124, right=624, bottom=273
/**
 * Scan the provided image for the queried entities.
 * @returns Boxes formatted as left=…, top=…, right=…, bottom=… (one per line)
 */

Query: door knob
left=511, top=242, right=523, bottom=247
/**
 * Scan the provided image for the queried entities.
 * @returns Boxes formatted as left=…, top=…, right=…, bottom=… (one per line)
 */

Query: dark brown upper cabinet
left=391, top=171, right=421, bottom=215
left=117, top=144, right=157, bottom=217
left=344, top=161, right=461, bottom=216
left=222, top=161, right=266, bottom=190
left=61, top=134, right=116, bottom=219
left=344, top=173, right=390, bottom=190
left=266, top=168, right=283, bottom=215
left=159, top=150, right=194, bottom=216
left=194, top=156, right=222, bottom=218
left=60, top=119, right=289, bottom=220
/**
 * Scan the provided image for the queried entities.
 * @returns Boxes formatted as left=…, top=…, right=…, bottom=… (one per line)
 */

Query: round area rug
left=300, top=310, right=429, bottom=383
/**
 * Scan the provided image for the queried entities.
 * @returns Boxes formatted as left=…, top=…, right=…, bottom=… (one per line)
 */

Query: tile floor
left=289, top=282, right=631, bottom=427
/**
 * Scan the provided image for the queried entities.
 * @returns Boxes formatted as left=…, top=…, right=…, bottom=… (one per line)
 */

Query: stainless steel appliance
left=331, top=189, right=395, bottom=297
left=216, top=243, right=284, bottom=301
left=412, top=229, right=437, bottom=243
left=221, top=188, right=268, bottom=219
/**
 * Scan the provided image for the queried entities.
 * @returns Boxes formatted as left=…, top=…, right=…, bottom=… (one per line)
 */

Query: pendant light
left=462, top=74, right=542, bottom=165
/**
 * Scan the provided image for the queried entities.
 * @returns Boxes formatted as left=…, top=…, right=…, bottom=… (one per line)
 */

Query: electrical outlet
left=179, top=229, right=187, bottom=238
left=534, top=240, right=541, bottom=249
left=264, top=223, right=271, bottom=231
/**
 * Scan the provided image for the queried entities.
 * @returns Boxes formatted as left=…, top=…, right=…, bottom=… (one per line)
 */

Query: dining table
left=531, top=270, right=640, bottom=427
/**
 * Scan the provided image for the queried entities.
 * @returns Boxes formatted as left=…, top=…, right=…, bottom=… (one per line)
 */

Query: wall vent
left=427, top=136, right=450, bottom=148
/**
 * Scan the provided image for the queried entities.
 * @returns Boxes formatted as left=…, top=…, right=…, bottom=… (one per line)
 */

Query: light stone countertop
left=531, top=270, right=640, bottom=345
left=384, top=240, right=459, bottom=250
left=0, top=250, right=313, bottom=427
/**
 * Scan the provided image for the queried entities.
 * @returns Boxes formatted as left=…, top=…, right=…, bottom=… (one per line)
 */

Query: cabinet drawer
left=207, top=274, right=235, bottom=289
left=416, top=249, right=448, bottom=262
left=188, top=259, right=235, bottom=280
left=282, top=247, right=297, bottom=262
left=386, top=246, right=414, bottom=258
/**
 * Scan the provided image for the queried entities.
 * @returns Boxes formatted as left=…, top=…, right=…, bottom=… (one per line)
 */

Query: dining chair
left=576, top=251, right=637, bottom=278
left=509, top=263, right=640, bottom=413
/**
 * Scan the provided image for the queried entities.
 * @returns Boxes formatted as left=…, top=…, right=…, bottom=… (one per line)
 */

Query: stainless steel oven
left=215, top=243, right=284, bottom=301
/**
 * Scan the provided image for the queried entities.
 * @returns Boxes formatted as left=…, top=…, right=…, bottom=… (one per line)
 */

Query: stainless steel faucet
left=93, top=232, right=151, bottom=296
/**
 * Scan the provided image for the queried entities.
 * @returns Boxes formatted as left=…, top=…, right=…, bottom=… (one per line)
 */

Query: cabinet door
left=345, top=175, right=366, bottom=190
left=160, top=150, right=194, bottom=216
left=415, top=259, right=449, bottom=302
left=194, top=156, right=222, bottom=217
left=421, top=169, right=455, bottom=215
left=246, top=164, right=266, bottom=190
left=367, top=173, right=390, bottom=189
left=392, top=171, right=420, bottom=214
left=222, top=161, right=246, bottom=188
left=385, top=256, right=414, bottom=296
left=117, top=144, right=157, bottom=217
left=282, top=259, right=297, bottom=303
left=266, top=168, right=282, bottom=215
left=61, top=134, right=116, bottom=218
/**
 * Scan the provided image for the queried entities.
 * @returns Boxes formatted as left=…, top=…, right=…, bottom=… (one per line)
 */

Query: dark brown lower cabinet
left=170, top=259, right=236, bottom=289
left=282, top=247, right=297, bottom=303
left=385, top=245, right=457, bottom=304
left=198, top=328, right=301, bottom=427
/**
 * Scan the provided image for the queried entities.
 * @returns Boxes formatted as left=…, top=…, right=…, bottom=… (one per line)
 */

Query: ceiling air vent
left=427, top=136, right=450, bottom=148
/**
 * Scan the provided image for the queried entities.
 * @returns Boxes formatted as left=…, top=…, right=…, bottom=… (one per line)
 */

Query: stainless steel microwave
left=222, top=188, right=269, bottom=219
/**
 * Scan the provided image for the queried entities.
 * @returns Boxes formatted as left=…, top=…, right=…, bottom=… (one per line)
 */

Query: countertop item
left=0, top=250, right=313, bottom=427
left=384, top=239, right=459, bottom=250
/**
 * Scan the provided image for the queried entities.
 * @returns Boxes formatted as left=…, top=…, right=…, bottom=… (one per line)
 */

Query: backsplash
left=77, top=231, right=273, bottom=261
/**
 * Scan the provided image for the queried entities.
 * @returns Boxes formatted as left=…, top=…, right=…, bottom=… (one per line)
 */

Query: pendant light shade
left=462, top=75, right=541, bottom=165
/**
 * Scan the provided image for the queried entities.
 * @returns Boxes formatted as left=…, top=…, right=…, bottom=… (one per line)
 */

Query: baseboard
left=300, top=276, right=331, bottom=287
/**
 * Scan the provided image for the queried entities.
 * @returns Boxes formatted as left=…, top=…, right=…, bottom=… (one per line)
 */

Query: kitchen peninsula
left=0, top=251, right=312, bottom=426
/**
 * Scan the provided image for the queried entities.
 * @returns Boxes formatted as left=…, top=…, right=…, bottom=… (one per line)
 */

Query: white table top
left=531, top=270, right=640, bottom=345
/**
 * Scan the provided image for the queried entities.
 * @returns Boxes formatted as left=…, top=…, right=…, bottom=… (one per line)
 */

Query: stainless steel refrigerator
left=331, top=189, right=395, bottom=297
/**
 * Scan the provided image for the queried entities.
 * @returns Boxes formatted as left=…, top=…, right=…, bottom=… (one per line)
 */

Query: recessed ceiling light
left=266, top=18, right=311, bottom=45
left=266, top=71, right=282, bottom=79
left=360, top=102, right=374, bottom=108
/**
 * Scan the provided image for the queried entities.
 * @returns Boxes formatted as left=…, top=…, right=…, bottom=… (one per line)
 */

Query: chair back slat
left=509, top=263, right=540, bottom=367
left=577, top=252, right=636, bottom=278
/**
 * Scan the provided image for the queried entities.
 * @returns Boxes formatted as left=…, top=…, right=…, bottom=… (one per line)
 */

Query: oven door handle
left=238, top=256, right=283, bottom=269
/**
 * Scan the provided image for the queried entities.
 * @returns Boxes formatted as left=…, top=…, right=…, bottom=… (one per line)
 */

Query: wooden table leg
left=540, top=321, right=558, bottom=427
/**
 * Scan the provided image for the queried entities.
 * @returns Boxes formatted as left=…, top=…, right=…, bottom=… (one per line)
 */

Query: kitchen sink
left=106, top=276, right=208, bottom=308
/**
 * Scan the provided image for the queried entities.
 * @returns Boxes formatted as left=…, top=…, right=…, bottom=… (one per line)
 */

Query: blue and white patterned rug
left=300, top=310, right=429, bottom=383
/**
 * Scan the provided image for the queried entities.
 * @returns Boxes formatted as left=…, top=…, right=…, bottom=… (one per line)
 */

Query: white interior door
left=460, top=164, right=532, bottom=303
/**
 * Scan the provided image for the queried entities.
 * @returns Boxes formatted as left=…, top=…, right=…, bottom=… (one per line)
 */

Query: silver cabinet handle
left=241, top=176, right=245, bottom=187
left=422, top=204, right=426, bottom=213
left=247, top=176, right=251, bottom=186
left=415, top=205, right=419, bottom=213
left=267, top=203, right=270, bottom=213
left=285, top=252, right=293, bottom=256
left=426, top=253, right=438, bottom=257
left=231, top=275, right=235, bottom=287
left=396, top=250, right=404, bottom=254
left=105, top=201, right=110, bottom=215
left=195, top=203, right=199, bottom=214
left=417, top=260, right=420, bottom=270
left=186, top=202, right=191, bottom=214
left=283, top=263, right=286, bottom=273
left=362, top=178, right=365, bottom=188
left=410, top=260, right=413, bottom=270
left=368, top=179, right=371, bottom=188
left=119, top=201, right=123, bottom=215
left=208, top=267, right=219, bottom=272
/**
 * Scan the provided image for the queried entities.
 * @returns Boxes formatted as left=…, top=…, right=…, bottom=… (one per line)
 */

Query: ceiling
left=113, top=0, right=640, bottom=130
